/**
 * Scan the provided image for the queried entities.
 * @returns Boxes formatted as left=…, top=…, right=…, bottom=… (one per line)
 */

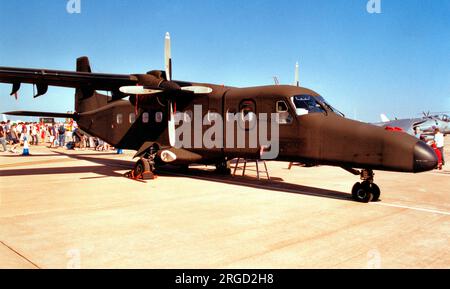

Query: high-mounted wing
left=0, top=65, right=138, bottom=97
left=4, top=111, right=78, bottom=120
left=0, top=34, right=213, bottom=102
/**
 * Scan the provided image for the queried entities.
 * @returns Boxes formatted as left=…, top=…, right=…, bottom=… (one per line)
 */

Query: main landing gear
left=351, top=169, right=380, bottom=203
left=215, top=159, right=232, bottom=175
left=125, top=148, right=157, bottom=181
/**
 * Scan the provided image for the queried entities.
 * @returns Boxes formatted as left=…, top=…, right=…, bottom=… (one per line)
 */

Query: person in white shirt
left=434, top=128, right=445, bottom=165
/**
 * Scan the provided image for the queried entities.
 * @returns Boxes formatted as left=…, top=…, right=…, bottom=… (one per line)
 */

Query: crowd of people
left=0, top=120, right=113, bottom=153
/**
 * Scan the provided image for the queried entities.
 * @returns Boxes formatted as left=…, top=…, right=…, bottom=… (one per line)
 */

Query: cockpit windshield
left=291, top=94, right=344, bottom=117
left=291, top=95, right=325, bottom=115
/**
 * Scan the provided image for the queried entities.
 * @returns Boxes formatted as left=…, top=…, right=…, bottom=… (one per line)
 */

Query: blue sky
left=1, top=0, right=449, bottom=122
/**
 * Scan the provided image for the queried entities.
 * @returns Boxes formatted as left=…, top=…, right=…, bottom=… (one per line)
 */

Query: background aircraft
left=375, top=113, right=450, bottom=136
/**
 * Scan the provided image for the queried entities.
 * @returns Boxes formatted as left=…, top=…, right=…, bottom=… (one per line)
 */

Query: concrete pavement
left=0, top=139, right=449, bottom=268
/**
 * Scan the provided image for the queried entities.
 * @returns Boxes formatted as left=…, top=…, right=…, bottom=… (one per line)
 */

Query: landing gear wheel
left=215, top=160, right=231, bottom=175
left=134, top=159, right=148, bottom=176
left=133, top=158, right=155, bottom=180
left=351, top=182, right=373, bottom=203
left=365, top=182, right=381, bottom=202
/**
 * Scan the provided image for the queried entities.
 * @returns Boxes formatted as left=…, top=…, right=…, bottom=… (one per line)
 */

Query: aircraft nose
left=413, top=141, right=438, bottom=172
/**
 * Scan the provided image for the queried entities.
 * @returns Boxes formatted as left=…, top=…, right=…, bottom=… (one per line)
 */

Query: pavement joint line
left=163, top=171, right=450, bottom=217
left=372, top=202, right=450, bottom=216
left=0, top=240, right=41, bottom=269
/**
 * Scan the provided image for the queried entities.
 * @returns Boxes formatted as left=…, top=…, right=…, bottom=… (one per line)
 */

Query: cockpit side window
left=276, top=100, right=293, bottom=124
left=291, top=95, right=325, bottom=116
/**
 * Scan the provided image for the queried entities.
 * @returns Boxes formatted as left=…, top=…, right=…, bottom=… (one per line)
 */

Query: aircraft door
left=223, top=92, right=260, bottom=159
left=274, top=98, right=299, bottom=158
left=175, top=93, right=223, bottom=159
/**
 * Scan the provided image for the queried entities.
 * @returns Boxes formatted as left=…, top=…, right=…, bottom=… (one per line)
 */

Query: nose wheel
left=351, top=181, right=380, bottom=203
left=350, top=169, right=381, bottom=203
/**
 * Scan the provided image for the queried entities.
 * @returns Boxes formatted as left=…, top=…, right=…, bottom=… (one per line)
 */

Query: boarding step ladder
left=288, top=162, right=303, bottom=169
left=232, top=158, right=270, bottom=180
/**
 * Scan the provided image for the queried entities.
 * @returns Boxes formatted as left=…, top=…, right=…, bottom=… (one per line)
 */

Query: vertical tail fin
left=75, top=56, right=108, bottom=113
left=76, top=56, right=92, bottom=73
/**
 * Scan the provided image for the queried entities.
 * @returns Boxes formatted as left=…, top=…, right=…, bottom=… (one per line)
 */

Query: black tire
left=134, top=158, right=150, bottom=177
left=364, top=182, right=381, bottom=202
left=215, top=161, right=231, bottom=175
left=351, top=182, right=373, bottom=203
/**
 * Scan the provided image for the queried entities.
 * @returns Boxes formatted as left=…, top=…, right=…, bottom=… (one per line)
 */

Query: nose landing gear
left=351, top=169, right=380, bottom=203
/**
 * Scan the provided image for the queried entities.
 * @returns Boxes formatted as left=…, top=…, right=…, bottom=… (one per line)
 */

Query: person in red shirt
left=430, top=141, right=443, bottom=170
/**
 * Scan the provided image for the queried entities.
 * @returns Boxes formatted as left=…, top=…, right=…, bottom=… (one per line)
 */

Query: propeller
left=168, top=101, right=176, bottom=147
left=165, top=32, right=172, bottom=82
left=165, top=33, right=175, bottom=146
left=119, top=86, right=162, bottom=95
left=119, top=32, right=215, bottom=147
left=119, top=32, right=212, bottom=96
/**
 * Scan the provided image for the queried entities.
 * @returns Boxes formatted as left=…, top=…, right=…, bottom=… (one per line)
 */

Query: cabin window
left=155, top=112, right=163, bottom=123
left=239, top=99, right=257, bottom=130
left=116, top=113, right=123, bottom=124
left=276, top=101, right=289, bottom=112
left=239, top=99, right=256, bottom=122
left=129, top=113, right=136, bottom=124
left=184, top=110, right=193, bottom=123
left=226, top=108, right=237, bottom=122
left=206, top=109, right=219, bottom=123
left=142, top=112, right=149, bottom=123
left=276, top=100, right=293, bottom=124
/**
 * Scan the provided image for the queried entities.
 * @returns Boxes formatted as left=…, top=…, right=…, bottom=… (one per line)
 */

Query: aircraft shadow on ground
left=158, top=167, right=353, bottom=202
left=1, top=151, right=353, bottom=202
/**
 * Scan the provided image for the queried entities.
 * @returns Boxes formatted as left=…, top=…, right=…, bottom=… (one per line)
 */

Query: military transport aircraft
left=0, top=33, right=438, bottom=203
left=375, top=113, right=450, bottom=136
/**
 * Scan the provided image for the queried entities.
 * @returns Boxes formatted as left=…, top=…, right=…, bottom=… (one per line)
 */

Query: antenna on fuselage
left=294, top=61, right=299, bottom=87
left=273, top=76, right=280, bottom=85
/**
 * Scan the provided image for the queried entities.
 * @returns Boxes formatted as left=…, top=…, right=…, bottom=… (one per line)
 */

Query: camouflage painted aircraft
left=0, top=33, right=438, bottom=203
left=375, top=113, right=450, bottom=136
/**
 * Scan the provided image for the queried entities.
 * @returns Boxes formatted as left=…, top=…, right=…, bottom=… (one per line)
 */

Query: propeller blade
left=295, top=61, right=299, bottom=87
left=180, top=86, right=213, bottom=94
left=165, top=32, right=172, bottom=81
left=168, top=101, right=176, bottom=147
left=119, top=86, right=162, bottom=95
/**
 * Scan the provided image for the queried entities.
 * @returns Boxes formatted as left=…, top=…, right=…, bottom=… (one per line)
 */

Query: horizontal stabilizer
left=4, top=111, right=77, bottom=119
